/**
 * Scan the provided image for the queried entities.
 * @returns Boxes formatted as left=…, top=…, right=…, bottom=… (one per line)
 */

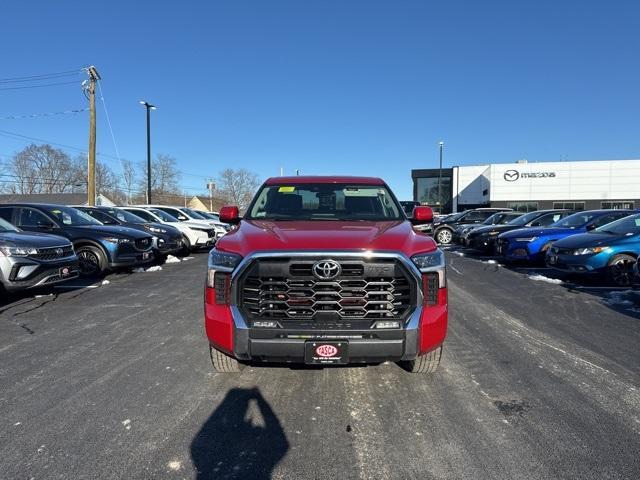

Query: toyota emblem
left=312, top=260, right=342, bottom=280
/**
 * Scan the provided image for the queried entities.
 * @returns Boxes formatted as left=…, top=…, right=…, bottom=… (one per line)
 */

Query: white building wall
left=452, top=164, right=491, bottom=210
left=482, top=159, right=640, bottom=202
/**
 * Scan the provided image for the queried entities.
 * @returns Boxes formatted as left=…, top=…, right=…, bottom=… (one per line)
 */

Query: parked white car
left=141, top=205, right=227, bottom=239
left=120, top=207, right=214, bottom=252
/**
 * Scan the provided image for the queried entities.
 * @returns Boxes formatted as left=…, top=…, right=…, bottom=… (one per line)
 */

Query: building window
left=507, top=202, right=538, bottom=212
left=416, top=176, right=452, bottom=211
left=552, top=202, right=585, bottom=211
left=601, top=201, right=635, bottom=210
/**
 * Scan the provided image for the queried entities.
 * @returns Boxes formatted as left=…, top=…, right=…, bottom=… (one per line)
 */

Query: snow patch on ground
left=164, top=255, right=181, bottom=264
left=133, top=266, right=163, bottom=273
left=452, top=251, right=465, bottom=257
left=528, top=274, right=563, bottom=284
left=122, top=419, right=131, bottom=430
left=483, top=259, right=499, bottom=265
left=102, top=280, right=110, bottom=285
left=181, top=256, right=194, bottom=261
left=168, top=461, right=181, bottom=471
left=35, top=294, right=54, bottom=298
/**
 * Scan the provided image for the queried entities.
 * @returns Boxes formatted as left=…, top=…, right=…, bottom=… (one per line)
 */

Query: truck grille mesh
left=238, top=258, right=415, bottom=325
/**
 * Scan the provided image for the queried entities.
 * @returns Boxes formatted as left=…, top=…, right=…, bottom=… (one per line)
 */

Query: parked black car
left=0, top=216, right=79, bottom=292
left=432, top=208, right=513, bottom=245
left=76, top=206, right=183, bottom=258
left=455, top=211, right=524, bottom=245
left=0, top=204, right=154, bottom=276
left=467, top=209, right=572, bottom=254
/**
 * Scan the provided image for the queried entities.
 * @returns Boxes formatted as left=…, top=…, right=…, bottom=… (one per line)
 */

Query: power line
left=0, top=80, right=80, bottom=91
left=0, top=69, right=81, bottom=84
left=0, top=108, right=88, bottom=120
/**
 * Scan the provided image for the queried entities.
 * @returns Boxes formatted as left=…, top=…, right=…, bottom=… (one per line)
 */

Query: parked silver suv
left=0, top=217, right=79, bottom=292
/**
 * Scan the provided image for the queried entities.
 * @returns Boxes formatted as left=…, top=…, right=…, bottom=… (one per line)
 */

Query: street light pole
left=140, top=101, right=156, bottom=204
left=437, top=141, right=444, bottom=210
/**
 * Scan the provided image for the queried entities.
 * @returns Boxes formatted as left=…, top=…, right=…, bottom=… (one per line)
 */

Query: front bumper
left=468, top=235, right=498, bottom=252
left=545, top=252, right=609, bottom=273
left=2, top=256, right=80, bottom=291
left=109, top=249, right=154, bottom=267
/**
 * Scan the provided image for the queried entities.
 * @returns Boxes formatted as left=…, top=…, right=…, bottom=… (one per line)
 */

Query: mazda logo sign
left=312, top=260, right=342, bottom=280
left=503, top=169, right=520, bottom=182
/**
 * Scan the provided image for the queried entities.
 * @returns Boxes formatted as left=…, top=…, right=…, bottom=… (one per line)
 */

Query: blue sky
left=1, top=0, right=638, bottom=200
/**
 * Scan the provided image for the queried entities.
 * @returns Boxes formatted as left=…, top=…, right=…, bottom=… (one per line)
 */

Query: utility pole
left=140, top=101, right=156, bottom=204
left=207, top=181, right=215, bottom=211
left=85, top=66, right=101, bottom=206
left=437, top=141, right=444, bottom=210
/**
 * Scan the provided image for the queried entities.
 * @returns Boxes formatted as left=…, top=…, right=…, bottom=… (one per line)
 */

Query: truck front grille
left=238, top=257, right=417, bottom=328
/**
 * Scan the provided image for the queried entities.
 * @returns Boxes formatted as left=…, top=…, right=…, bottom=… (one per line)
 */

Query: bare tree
left=216, top=168, right=260, bottom=211
left=3, top=144, right=80, bottom=194
left=139, top=153, right=181, bottom=198
left=121, top=159, right=137, bottom=204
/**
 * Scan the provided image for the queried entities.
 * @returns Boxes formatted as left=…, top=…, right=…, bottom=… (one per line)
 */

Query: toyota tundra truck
left=204, top=176, right=448, bottom=373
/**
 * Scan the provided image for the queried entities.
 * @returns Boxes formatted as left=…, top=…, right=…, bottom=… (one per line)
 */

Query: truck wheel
left=76, top=245, right=106, bottom=277
left=400, top=346, right=442, bottom=374
left=606, top=254, right=636, bottom=287
left=436, top=229, right=453, bottom=245
left=210, top=346, right=244, bottom=373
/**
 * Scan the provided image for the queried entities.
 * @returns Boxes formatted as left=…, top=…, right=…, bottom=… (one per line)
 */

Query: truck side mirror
left=412, top=206, right=433, bottom=225
left=220, top=205, right=241, bottom=224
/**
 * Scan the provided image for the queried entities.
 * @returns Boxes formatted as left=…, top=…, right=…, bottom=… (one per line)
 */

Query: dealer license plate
left=304, top=341, right=348, bottom=365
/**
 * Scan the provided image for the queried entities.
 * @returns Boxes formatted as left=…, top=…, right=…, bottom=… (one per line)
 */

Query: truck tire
left=606, top=254, right=636, bottom=287
left=400, top=346, right=442, bottom=374
left=435, top=228, right=453, bottom=245
left=210, top=346, right=244, bottom=373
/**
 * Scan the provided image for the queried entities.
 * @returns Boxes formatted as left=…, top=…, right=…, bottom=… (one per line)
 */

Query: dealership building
left=412, top=159, right=640, bottom=213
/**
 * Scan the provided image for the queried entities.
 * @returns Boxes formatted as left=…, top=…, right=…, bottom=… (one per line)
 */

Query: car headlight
left=0, top=246, right=38, bottom=256
left=573, top=246, right=609, bottom=255
left=488, top=231, right=500, bottom=236
left=104, top=237, right=131, bottom=244
left=515, top=237, right=538, bottom=242
left=147, top=226, right=167, bottom=234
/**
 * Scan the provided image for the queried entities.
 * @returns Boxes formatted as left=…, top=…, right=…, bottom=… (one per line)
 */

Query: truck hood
left=500, top=227, right=578, bottom=240
left=0, top=231, right=71, bottom=248
left=216, top=220, right=437, bottom=258
left=552, top=232, right=637, bottom=249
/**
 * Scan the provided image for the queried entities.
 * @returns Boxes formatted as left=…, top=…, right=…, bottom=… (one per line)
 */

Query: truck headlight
left=206, top=249, right=243, bottom=304
left=412, top=250, right=446, bottom=305
left=0, top=246, right=38, bottom=256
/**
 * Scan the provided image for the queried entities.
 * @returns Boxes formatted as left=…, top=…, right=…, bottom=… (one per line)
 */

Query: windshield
left=45, top=206, right=102, bottom=226
left=246, top=183, right=403, bottom=221
left=551, top=212, right=598, bottom=229
left=595, top=214, right=640, bottom=235
left=444, top=212, right=465, bottom=222
left=0, top=217, right=18, bottom=232
left=185, top=208, right=206, bottom=220
left=508, top=211, right=542, bottom=226
left=103, top=208, right=147, bottom=224
left=482, top=213, right=503, bottom=225
left=149, top=208, right=179, bottom=222
left=198, top=211, right=220, bottom=221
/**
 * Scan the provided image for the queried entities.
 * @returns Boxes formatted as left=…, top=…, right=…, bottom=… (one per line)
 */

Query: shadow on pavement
left=190, top=387, right=289, bottom=480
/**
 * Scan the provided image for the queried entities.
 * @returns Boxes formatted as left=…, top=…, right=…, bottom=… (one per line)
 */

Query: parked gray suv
left=0, top=217, right=79, bottom=292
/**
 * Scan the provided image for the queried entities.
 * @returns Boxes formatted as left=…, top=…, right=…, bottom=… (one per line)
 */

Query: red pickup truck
left=204, top=176, right=448, bottom=373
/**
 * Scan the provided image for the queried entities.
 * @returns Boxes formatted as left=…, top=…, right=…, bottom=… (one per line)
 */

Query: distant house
left=188, top=195, right=225, bottom=212
left=0, top=193, right=116, bottom=206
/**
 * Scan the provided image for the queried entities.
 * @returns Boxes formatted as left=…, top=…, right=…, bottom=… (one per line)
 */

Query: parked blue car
left=546, top=213, right=640, bottom=286
left=496, top=210, right=633, bottom=262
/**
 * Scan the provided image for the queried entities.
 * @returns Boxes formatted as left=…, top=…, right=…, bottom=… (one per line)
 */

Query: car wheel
left=606, top=254, right=636, bottom=287
left=436, top=229, right=453, bottom=245
left=76, top=245, right=106, bottom=277
left=399, top=346, right=442, bottom=374
left=179, top=235, right=191, bottom=256
left=210, top=346, right=244, bottom=373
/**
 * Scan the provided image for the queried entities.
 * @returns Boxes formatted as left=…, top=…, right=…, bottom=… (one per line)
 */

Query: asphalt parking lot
left=1, top=251, right=638, bottom=479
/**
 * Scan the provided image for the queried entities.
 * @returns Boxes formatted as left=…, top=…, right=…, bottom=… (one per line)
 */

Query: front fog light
left=374, top=320, right=400, bottom=329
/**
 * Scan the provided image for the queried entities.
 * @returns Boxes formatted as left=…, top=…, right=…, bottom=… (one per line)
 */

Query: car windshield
left=149, top=208, right=179, bottom=222
left=551, top=212, right=598, bottom=228
left=445, top=212, right=466, bottom=222
left=595, top=214, right=640, bottom=235
left=184, top=208, right=206, bottom=220
left=508, top=211, right=542, bottom=226
left=482, top=213, right=502, bottom=225
left=104, top=208, right=147, bottom=224
left=0, top=217, right=18, bottom=232
left=45, top=206, right=101, bottom=226
left=246, top=183, right=403, bottom=221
